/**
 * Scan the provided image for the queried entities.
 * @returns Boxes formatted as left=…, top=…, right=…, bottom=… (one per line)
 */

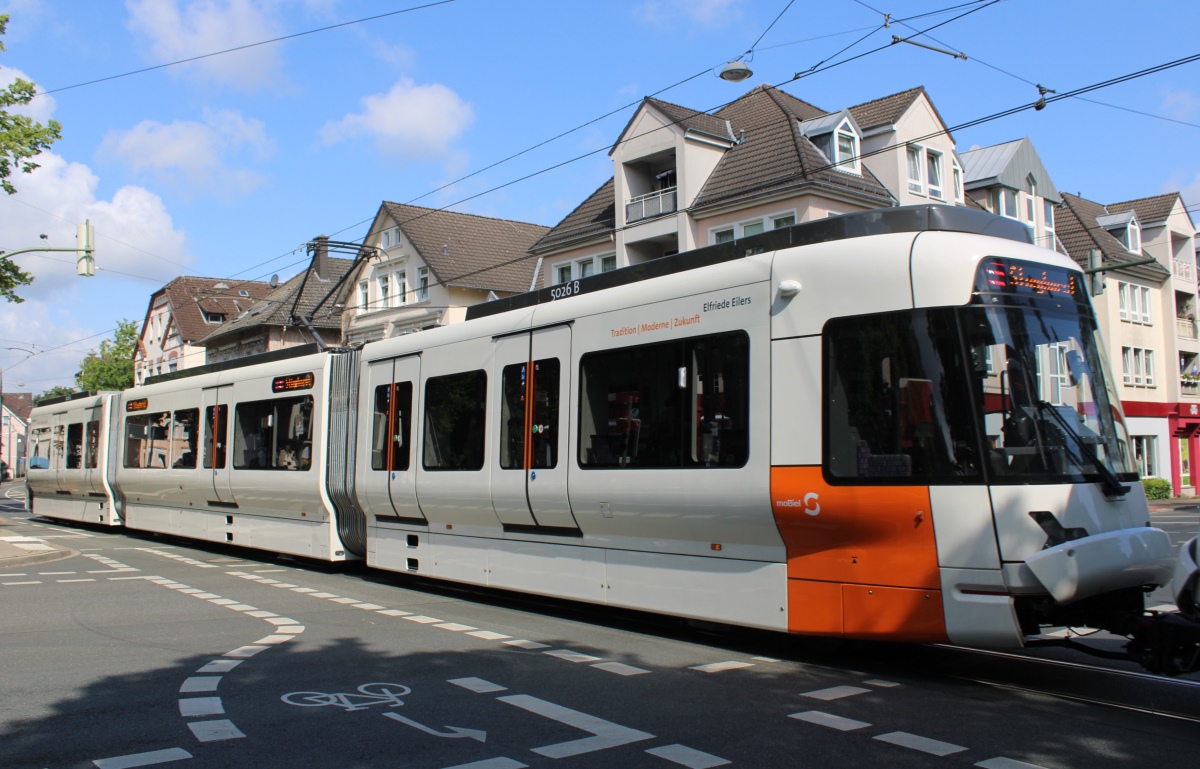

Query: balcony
left=626, top=187, right=677, bottom=223
left=1179, top=317, right=1197, bottom=340
left=1174, top=259, right=1195, bottom=281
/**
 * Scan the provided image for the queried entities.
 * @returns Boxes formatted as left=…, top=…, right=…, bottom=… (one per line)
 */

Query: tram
left=26, top=205, right=1200, bottom=674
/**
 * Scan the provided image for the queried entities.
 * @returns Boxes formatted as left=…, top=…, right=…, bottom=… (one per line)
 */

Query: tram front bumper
left=1023, top=527, right=1174, bottom=605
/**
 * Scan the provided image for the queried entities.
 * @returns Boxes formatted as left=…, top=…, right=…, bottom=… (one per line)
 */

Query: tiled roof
left=695, top=85, right=894, bottom=209
left=381, top=202, right=549, bottom=293
left=531, top=178, right=616, bottom=252
left=1055, top=193, right=1170, bottom=280
left=643, top=97, right=732, bottom=141
left=847, top=86, right=925, bottom=131
left=2, top=392, right=32, bottom=423
left=1106, top=193, right=1181, bottom=226
left=147, top=276, right=275, bottom=345
left=197, top=257, right=355, bottom=346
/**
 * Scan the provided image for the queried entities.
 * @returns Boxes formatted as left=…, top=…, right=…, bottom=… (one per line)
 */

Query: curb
left=0, top=546, right=81, bottom=569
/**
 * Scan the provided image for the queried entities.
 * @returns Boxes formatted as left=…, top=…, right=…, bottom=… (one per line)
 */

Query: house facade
left=530, top=84, right=964, bottom=289
left=959, top=137, right=1062, bottom=252
left=134, top=276, right=274, bottom=384
left=1, top=392, right=31, bottom=477
left=341, top=203, right=549, bottom=346
left=1056, top=191, right=1198, bottom=493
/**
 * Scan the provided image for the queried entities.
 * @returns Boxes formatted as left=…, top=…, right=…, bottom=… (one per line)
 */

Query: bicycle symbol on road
left=281, top=682, right=411, bottom=711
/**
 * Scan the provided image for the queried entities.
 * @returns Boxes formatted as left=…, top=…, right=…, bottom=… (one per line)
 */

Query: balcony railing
left=1178, top=317, right=1197, bottom=340
left=1174, top=259, right=1195, bottom=281
left=625, top=187, right=677, bottom=223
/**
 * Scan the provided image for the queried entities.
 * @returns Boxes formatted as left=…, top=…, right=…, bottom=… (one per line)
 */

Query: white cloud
left=1160, top=88, right=1200, bottom=122
left=320, top=78, right=474, bottom=164
left=633, top=0, right=745, bottom=27
left=124, top=0, right=284, bottom=89
left=99, top=108, right=274, bottom=198
left=0, top=66, right=57, bottom=123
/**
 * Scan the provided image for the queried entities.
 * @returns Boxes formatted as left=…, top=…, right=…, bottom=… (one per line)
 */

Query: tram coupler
left=1127, top=611, right=1200, bottom=676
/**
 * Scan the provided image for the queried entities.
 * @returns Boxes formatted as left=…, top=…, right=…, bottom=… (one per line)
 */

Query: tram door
left=49, top=409, right=68, bottom=494
left=490, top=325, right=577, bottom=530
left=82, top=404, right=104, bottom=496
left=201, top=385, right=235, bottom=506
left=361, top=355, right=424, bottom=523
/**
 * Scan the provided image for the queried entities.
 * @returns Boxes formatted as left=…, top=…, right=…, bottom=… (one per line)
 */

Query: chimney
left=312, top=235, right=330, bottom=279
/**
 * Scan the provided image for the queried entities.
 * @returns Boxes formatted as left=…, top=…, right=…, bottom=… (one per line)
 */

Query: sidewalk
left=1148, top=497, right=1200, bottom=513
left=0, top=515, right=77, bottom=568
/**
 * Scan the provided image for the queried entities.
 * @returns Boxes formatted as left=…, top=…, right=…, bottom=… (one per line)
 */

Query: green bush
left=1142, top=477, right=1172, bottom=500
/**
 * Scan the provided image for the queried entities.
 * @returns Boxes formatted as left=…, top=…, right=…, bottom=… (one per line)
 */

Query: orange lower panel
left=787, top=579, right=948, bottom=643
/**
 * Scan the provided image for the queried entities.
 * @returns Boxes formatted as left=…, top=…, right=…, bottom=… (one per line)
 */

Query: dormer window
left=926, top=150, right=944, bottom=199
left=1127, top=220, right=1141, bottom=253
left=834, top=120, right=860, bottom=174
left=204, top=311, right=225, bottom=324
left=952, top=160, right=964, bottom=203
left=907, top=145, right=923, bottom=193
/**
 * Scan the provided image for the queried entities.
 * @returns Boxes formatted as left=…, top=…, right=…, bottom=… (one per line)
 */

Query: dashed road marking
left=467, top=630, right=510, bottom=640
left=874, top=731, right=966, bottom=756
left=545, top=650, right=602, bottom=663
left=504, top=639, right=550, bottom=649
left=690, top=661, right=754, bottom=674
left=450, top=677, right=509, bottom=693
left=179, top=677, right=221, bottom=693
left=802, top=685, right=871, bottom=701
left=329, top=597, right=361, bottom=604
left=352, top=602, right=386, bottom=610
left=404, top=615, right=443, bottom=624
left=435, top=622, right=477, bottom=631
left=976, top=759, right=1050, bottom=769
left=378, top=609, right=413, bottom=616
left=225, top=645, right=269, bottom=658
left=187, top=719, right=245, bottom=742
left=789, top=710, right=871, bottom=731
left=645, top=743, right=731, bottom=768
left=178, top=697, right=225, bottom=717
left=197, top=660, right=242, bottom=674
left=441, top=759, right=527, bottom=769
left=592, top=662, right=650, bottom=676
left=3, top=580, right=40, bottom=585
left=863, top=679, right=899, bottom=688
left=92, top=747, right=193, bottom=768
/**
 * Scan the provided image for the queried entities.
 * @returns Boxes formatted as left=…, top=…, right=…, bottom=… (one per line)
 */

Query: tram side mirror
left=969, top=345, right=991, bottom=378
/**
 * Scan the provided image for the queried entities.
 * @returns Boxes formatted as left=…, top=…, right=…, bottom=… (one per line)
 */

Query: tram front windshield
left=825, top=257, right=1136, bottom=487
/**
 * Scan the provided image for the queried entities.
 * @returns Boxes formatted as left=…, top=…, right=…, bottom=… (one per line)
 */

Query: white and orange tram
left=27, top=205, right=1200, bottom=673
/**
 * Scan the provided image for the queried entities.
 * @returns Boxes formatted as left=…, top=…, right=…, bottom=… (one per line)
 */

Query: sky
left=0, top=0, right=1197, bottom=394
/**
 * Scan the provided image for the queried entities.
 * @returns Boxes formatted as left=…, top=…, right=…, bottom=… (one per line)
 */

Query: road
left=2, top=487, right=1198, bottom=769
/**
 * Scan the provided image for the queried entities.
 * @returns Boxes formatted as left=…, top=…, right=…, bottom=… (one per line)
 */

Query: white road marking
left=329, top=597, right=361, bottom=604
left=0, top=572, right=26, bottom=577
left=39, top=571, right=76, bottom=575
left=58, top=578, right=96, bottom=583
left=689, top=661, right=754, bottom=674
left=504, top=640, right=550, bottom=649
left=377, top=609, right=413, bottom=616
left=592, top=662, right=650, bottom=676
left=3, top=580, right=40, bottom=585
left=976, top=758, right=1050, bottom=769
left=789, top=710, right=871, bottom=731
left=253, top=634, right=295, bottom=644
left=178, top=697, right=225, bottom=717
left=244, top=610, right=279, bottom=618
left=263, top=616, right=300, bottom=625
left=187, top=719, right=245, bottom=742
left=226, top=604, right=258, bottom=611
left=353, top=603, right=387, bottom=610
left=179, top=677, right=221, bottom=693
left=309, top=592, right=338, bottom=598
left=440, top=759, right=527, bottom=769
left=256, top=578, right=281, bottom=584
left=467, top=630, right=511, bottom=640
left=196, top=660, right=242, bottom=674
left=272, top=583, right=297, bottom=588
left=499, top=694, right=654, bottom=758
left=191, top=593, right=219, bottom=599
left=176, top=588, right=204, bottom=594
left=801, top=685, right=871, bottom=701
left=874, top=732, right=966, bottom=756
left=545, top=650, right=603, bottom=663
left=225, top=571, right=248, bottom=576
left=1149, top=603, right=1179, bottom=612
left=92, top=747, right=192, bottom=768
left=254, top=568, right=288, bottom=573
left=751, top=656, right=780, bottom=662
left=275, top=625, right=306, bottom=634
left=449, top=677, right=508, bottom=693
left=224, top=646, right=269, bottom=658
left=208, top=598, right=238, bottom=605
left=110, top=576, right=149, bottom=581
left=404, top=615, right=443, bottom=624
left=436, top=622, right=477, bottom=631
left=645, top=743, right=731, bottom=768
left=863, top=679, right=899, bottom=688
left=291, top=587, right=318, bottom=593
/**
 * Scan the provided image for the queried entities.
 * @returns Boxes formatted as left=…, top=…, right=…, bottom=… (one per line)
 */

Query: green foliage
left=75, top=320, right=138, bottom=392
left=0, top=14, right=63, bottom=304
left=34, top=384, right=77, bottom=404
left=1142, top=477, right=1172, bottom=500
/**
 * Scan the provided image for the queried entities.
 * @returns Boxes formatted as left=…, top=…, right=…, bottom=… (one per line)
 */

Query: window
left=423, top=371, right=487, bottom=470
left=1128, top=221, right=1141, bottom=253
left=1043, top=200, right=1056, bottom=246
left=555, top=264, right=573, bottom=284
left=1025, top=176, right=1037, bottom=222
left=835, top=122, right=860, bottom=173
left=30, top=426, right=51, bottom=471
left=358, top=281, right=369, bottom=311
left=1133, top=435, right=1158, bottom=478
left=500, top=359, right=559, bottom=470
left=907, top=145, right=923, bottom=193
left=378, top=274, right=390, bottom=308
left=170, top=409, right=199, bottom=468
left=711, top=213, right=795, bottom=244
left=232, top=396, right=314, bottom=470
left=382, top=230, right=391, bottom=249
left=203, top=405, right=227, bottom=469
left=579, top=332, right=749, bottom=469
left=124, top=412, right=171, bottom=468
left=578, top=259, right=594, bottom=278
left=714, top=228, right=734, bottom=244
left=1118, top=283, right=1152, bottom=324
left=600, top=254, right=617, bottom=273
left=952, top=161, right=964, bottom=203
left=773, top=215, right=796, bottom=229
left=556, top=254, right=617, bottom=282
left=742, top=221, right=764, bottom=237
left=416, top=267, right=430, bottom=302
left=66, top=422, right=83, bottom=469
left=992, top=188, right=1018, bottom=219
left=396, top=271, right=406, bottom=305
left=371, top=382, right=413, bottom=471
left=1122, top=347, right=1155, bottom=387
left=85, top=420, right=100, bottom=468
left=204, top=312, right=225, bottom=323
left=926, top=150, right=944, bottom=199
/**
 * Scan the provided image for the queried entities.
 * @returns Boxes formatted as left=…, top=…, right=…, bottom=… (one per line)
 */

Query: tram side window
left=203, top=405, right=228, bottom=469
left=824, top=309, right=981, bottom=483
left=423, top=370, right=487, bottom=471
left=171, top=409, right=199, bottom=468
left=371, top=382, right=413, bottom=471
left=85, top=420, right=100, bottom=469
left=579, top=331, right=749, bottom=469
left=233, top=395, right=314, bottom=470
left=500, top=359, right=560, bottom=470
left=124, top=412, right=171, bottom=469
left=65, top=422, right=83, bottom=469
left=29, top=426, right=51, bottom=470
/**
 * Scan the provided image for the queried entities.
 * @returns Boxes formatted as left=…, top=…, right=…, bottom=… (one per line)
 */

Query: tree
left=0, top=14, right=63, bottom=304
left=76, top=320, right=138, bottom=392
left=35, top=384, right=77, bottom=403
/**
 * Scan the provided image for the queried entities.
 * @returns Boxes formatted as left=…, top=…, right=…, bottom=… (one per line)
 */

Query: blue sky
left=0, top=0, right=1197, bottom=392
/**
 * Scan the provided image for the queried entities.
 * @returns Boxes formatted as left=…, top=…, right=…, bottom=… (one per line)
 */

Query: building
left=528, top=84, right=965, bottom=288
left=340, top=202, right=550, bottom=346
left=959, top=137, right=1062, bottom=251
left=134, top=276, right=274, bottom=385
left=196, top=238, right=354, bottom=363
left=1055, top=191, right=1198, bottom=493
left=1, top=392, right=32, bottom=478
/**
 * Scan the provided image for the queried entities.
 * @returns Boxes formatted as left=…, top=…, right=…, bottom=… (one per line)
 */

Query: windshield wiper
left=1036, top=400, right=1130, bottom=496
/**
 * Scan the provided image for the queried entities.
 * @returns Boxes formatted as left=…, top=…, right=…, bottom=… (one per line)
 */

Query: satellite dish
left=270, top=274, right=279, bottom=288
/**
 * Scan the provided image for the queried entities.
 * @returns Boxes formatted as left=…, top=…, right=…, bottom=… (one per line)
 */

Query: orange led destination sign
left=975, top=258, right=1081, bottom=299
left=126, top=398, right=149, bottom=412
left=273, top=372, right=315, bottom=393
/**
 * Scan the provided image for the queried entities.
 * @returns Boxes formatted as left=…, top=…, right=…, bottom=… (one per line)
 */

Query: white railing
left=1178, top=317, right=1197, bottom=340
left=625, top=187, right=677, bottom=223
left=1174, top=259, right=1195, bottom=281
